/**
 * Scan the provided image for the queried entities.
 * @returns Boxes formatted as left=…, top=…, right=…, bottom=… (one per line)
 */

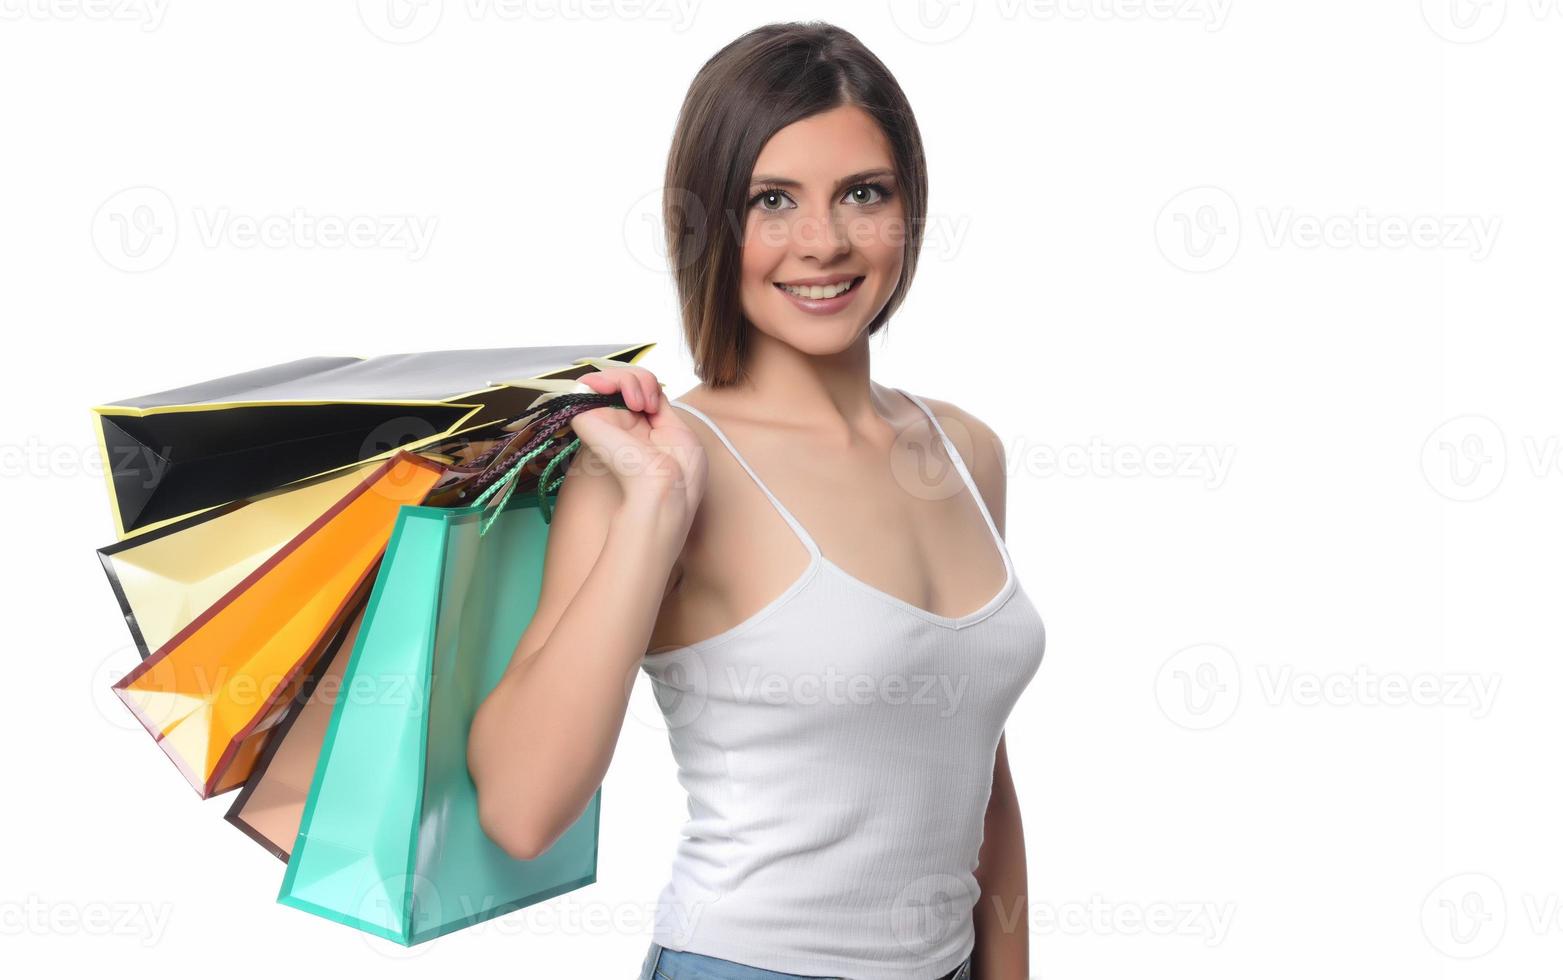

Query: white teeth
left=779, top=278, right=856, bottom=300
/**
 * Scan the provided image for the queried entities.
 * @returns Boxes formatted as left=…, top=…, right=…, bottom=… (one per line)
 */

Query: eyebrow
left=748, top=168, right=897, bottom=191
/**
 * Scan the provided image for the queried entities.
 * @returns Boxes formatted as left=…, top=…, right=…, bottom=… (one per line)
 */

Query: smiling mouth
left=774, top=276, right=865, bottom=300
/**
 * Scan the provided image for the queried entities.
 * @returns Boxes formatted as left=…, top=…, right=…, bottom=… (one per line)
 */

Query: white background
left=2, top=1, right=1559, bottom=977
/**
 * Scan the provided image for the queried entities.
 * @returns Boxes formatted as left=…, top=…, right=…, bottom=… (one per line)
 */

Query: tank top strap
left=667, top=399, right=822, bottom=558
left=892, top=387, right=1012, bottom=564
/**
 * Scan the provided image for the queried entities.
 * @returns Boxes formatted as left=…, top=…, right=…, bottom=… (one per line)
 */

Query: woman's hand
left=568, top=367, right=704, bottom=523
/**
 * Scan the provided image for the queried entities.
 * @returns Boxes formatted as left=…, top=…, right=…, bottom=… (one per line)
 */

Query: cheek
left=866, top=233, right=904, bottom=287
left=741, top=218, right=787, bottom=285
left=852, top=209, right=906, bottom=275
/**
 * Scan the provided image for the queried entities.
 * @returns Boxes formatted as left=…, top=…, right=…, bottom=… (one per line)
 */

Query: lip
left=773, top=275, right=865, bottom=316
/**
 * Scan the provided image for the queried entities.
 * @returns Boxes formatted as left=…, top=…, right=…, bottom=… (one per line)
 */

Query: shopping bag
left=278, top=425, right=602, bottom=946
left=233, top=389, right=622, bottom=866
left=93, top=341, right=654, bottom=539
left=112, top=451, right=446, bottom=798
left=225, top=598, right=369, bottom=861
left=96, top=462, right=380, bottom=659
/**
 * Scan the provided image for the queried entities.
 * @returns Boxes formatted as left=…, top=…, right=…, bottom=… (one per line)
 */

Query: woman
left=468, top=21, right=1045, bottom=980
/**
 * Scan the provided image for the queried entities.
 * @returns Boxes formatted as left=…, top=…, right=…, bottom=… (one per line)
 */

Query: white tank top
left=638, top=389, right=1046, bottom=980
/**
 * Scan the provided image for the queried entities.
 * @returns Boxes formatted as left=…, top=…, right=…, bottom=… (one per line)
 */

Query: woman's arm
left=467, top=371, right=700, bottom=860
left=972, top=732, right=1030, bottom=979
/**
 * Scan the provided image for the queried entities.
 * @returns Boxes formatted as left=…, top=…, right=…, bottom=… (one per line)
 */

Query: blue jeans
left=637, top=942, right=973, bottom=980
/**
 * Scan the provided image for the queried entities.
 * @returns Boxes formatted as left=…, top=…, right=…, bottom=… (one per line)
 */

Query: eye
left=748, top=186, right=795, bottom=212
left=747, top=181, right=895, bottom=212
left=844, top=182, right=893, bottom=207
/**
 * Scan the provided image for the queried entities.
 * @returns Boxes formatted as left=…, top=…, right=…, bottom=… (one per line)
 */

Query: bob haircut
left=662, top=21, right=929, bottom=387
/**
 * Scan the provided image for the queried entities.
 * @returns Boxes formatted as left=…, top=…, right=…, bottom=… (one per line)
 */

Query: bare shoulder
left=660, top=387, right=726, bottom=440
left=901, top=391, right=1009, bottom=534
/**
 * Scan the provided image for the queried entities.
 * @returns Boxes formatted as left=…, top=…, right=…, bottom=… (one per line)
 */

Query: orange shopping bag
left=224, top=598, right=368, bottom=860
left=112, top=450, right=445, bottom=798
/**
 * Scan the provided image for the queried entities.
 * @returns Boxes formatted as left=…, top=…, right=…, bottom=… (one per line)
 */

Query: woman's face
left=739, top=104, right=906, bottom=356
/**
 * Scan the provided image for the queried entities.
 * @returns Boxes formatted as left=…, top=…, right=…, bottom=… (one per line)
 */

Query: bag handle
left=472, top=432, right=582, bottom=535
left=470, top=390, right=628, bottom=535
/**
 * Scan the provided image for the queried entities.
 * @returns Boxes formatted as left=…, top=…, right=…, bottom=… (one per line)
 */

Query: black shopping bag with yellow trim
left=91, top=342, right=653, bottom=539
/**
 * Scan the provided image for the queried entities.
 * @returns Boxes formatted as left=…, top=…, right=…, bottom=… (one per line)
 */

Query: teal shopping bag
left=277, top=486, right=600, bottom=946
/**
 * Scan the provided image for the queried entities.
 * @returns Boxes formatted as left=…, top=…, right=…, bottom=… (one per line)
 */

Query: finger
left=630, top=371, right=653, bottom=413
left=569, top=406, right=633, bottom=453
left=580, top=369, right=640, bottom=412
left=645, top=397, right=687, bottom=431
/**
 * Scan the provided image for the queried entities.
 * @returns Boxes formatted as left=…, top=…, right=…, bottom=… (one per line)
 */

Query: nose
left=792, top=199, right=852, bottom=265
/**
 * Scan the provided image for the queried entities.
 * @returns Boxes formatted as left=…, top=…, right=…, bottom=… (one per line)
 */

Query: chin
left=774, top=321, right=872, bottom=355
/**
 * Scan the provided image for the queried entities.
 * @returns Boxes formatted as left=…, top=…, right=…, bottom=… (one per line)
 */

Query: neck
left=693, top=328, right=897, bottom=440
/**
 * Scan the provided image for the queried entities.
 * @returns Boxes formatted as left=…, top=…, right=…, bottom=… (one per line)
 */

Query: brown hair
left=663, top=21, right=929, bottom=387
